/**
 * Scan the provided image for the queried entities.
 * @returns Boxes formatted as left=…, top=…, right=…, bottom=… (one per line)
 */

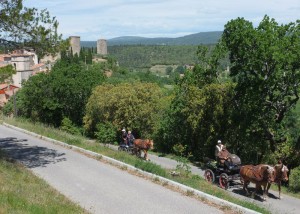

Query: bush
left=60, top=117, right=82, bottom=135
left=95, top=122, right=117, bottom=145
left=84, top=82, right=166, bottom=138
left=288, top=166, right=300, bottom=193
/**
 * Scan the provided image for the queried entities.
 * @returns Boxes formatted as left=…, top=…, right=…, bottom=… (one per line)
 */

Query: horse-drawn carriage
left=204, top=152, right=242, bottom=189
left=118, top=139, right=154, bottom=161
left=118, top=144, right=134, bottom=153
left=203, top=144, right=289, bottom=201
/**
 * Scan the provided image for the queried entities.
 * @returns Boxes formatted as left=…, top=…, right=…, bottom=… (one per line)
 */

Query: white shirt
left=215, top=144, right=224, bottom=157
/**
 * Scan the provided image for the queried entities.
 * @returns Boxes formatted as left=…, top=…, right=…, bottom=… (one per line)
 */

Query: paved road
left=106, top=144, right=300, bottom=214
left=145, top=148, right=299, bottom=214
left=0, top=125, right=223, bottom=214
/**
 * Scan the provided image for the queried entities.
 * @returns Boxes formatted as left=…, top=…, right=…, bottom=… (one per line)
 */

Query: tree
left=0, top=0, right=68, bottom=59
left=154, top=83, right=235, bottom=158
left=95, top=122, right=117, bottom=145
left=154, top=43, right=231, bottom=159
left=174, top=65, right=185, bottom=74
left=6, top=60, right=106, bottom=127
left=83, top=82, right=166, bottom=138
left=165, top=66, right=173, bottom=75
left=220, top=16, right=300, bottom=161
left=0, top=64, right=16, bottom=82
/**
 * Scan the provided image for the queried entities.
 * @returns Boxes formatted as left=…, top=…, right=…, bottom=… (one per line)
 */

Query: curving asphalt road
left=0, top=124, right=223, bottom=214
left=1, top=124, right=299, bottom=214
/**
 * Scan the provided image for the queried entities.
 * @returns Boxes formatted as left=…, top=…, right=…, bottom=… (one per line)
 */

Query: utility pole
left=13, top=86, right=17, bottom=117
left=7, top=84, right=17, bottom=117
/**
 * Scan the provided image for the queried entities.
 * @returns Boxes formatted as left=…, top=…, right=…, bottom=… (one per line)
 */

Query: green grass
left=0, top=151, right=88, bottom=214
left=3, top=117, right=270, bottom=214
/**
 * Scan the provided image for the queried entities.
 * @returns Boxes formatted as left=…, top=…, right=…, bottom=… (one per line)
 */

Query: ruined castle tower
left=97, top=39, right=107, bottom=55
left=69, top=36, right=80, bottom=56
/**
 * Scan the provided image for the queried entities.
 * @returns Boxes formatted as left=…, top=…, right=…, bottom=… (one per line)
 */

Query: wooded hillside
left=81, top=31, right=222, bottom=47
left=107, top=45, right=202, bottom=69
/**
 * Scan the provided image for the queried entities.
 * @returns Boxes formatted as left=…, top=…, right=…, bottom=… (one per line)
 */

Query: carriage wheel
left=118, top=146, right=128, bottom=152
left=204, top=169, right=215, bottom=183
left=219, top=173, right=229, bottom=189
left=127, top=147, right=133, bottom=154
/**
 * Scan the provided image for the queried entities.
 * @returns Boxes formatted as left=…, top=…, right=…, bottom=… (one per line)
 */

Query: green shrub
left=60, top=117, right=82, bottom=135
left=95, top=122, right=117, bottom=145
left=2, top=99, right=13, bottom=116
left=173, top=144, right=192, bottom=176
left=288, top=166, right=300, bottom=193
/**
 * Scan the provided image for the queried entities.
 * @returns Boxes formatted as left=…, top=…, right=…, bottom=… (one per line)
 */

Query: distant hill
left=81, top=31, right=222, bottom=47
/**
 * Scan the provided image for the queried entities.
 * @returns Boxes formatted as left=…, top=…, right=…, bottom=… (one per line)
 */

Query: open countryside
left=0, top=1, right=300, bottom=213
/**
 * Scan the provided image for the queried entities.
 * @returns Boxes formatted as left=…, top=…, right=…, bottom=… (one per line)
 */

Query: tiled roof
left=31, top=63, right=45, bottom=69
left=0, top=54, right=11, bottom=62
left=0, top=54, right=11, bottom=57
left=0, top=83, right=8, bottom=89
left=0, top=64, right=10, bottom=68
left=11, top=53, right=32, bottom=57
left=0, top=84, right=19, bottom=107
left=0, top=83, right=19, bottom=90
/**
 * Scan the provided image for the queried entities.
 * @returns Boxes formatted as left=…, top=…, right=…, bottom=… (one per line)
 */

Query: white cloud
left=24, top=0, right=300, bottom=40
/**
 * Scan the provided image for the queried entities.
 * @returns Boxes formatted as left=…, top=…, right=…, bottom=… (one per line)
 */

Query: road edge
left=3, top=122, right=260, bottom=214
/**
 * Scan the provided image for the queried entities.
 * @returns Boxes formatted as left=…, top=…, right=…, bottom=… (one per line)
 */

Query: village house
left=0, top=83, right=19, bottom=108
left=0, top=49, right=51, bottom=107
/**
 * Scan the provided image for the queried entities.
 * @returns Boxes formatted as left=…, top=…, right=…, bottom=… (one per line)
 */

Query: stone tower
left=97, top=39, right=107, bottom=55
left=69, top=36, right=80, bottom=56
left=11, top=51, right=35, bottom=88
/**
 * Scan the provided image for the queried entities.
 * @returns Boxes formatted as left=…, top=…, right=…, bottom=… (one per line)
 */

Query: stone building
left=0, top=49, right=48, bottom=88
left=97, top=39, right=107, bottom=55
left=0, top=83, right=19, bottom=108
left=69, top=36, right=81, bottom=56
left=10, top=50, right=35, bottom=88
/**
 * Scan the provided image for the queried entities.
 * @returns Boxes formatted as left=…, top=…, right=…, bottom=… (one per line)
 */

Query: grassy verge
left=3, top=117, right=270, bottom=214
left=0, top=150, right=88, bottom=213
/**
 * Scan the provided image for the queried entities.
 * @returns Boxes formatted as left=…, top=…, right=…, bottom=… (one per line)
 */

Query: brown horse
left=133, top=139, right=154, bottom=161
left=240, top=164, right=275, bottom=201
left=267, top=163, right=289, bottom=199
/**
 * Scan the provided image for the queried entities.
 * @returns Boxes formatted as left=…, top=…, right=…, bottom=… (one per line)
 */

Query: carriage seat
left=217, top=150, right=241, bottom=172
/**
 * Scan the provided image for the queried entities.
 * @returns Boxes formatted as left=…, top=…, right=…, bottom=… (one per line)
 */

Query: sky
left=24, top=0, right=300, bottom=41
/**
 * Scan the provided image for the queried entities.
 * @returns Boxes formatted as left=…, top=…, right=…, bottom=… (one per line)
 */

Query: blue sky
left=24, top=0, right=300, bottom=41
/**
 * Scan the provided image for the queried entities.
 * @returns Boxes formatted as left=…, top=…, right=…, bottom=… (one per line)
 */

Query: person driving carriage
left=215, top=140, right=224, bottom=160
left=217, top=145, right=230, bottom=168
left=127, top=130, right=135, bottom=147
left=121, top=128, right=127, bottom=146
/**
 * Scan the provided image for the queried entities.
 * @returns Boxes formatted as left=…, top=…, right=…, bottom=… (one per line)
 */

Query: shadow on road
left=0, top=137, right=66, bottom=168
left=232, top=186, right=270, bottom=202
